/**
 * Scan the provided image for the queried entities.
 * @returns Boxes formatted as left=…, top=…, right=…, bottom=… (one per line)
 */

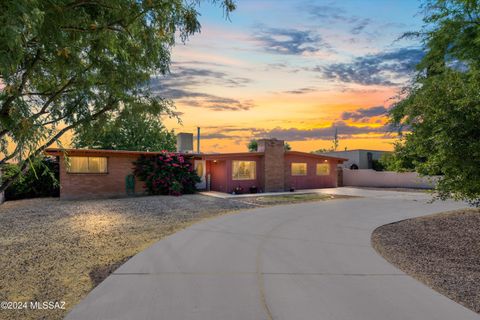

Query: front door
left=195, top=160, right=206, bottom=190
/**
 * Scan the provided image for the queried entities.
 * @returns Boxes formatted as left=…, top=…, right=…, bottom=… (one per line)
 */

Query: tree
left=332, top=127, right=339, bottom=151
left=0, top=0, right=235, bottom=192
left=247, top=139, right=258, bottom=152
left=389, top=0, right=480, bottom=204
left=311, top=127, right=340, bottom=153
left=247, top=139, right=292, bottom=151
left=134, top=153, right=200, bottom=196
left=73, top=108, right=176, bottom=151
left=3, top=157, right=59, bottom=200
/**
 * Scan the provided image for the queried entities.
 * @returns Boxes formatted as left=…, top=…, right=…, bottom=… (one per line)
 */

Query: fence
left=343, top=168, right=437, bottom=189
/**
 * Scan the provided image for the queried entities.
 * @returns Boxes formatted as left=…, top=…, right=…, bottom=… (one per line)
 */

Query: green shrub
left=133, top=153, right=200, bottom=196
left=3, top=157, right=59, bottom=200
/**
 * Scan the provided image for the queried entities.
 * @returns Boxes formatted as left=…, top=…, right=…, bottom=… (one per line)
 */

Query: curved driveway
left=66, top=188, right=478, bottom=320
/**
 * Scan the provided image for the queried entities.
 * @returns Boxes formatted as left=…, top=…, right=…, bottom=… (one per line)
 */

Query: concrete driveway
left=66, top=188, right=478, bottom=320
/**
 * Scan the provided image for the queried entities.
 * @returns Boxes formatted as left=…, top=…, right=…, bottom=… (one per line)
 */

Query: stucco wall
left=343, top=169, right=437, bottom=189
left=321, top=150, right=387, bottom=169
left=59, top=155, right=145, bottom=199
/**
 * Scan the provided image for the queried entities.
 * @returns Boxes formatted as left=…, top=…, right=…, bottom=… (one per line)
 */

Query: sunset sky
left=155, top=0, right=424, bottom=153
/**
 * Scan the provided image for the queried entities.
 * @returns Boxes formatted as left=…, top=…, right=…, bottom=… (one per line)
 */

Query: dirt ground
left=0, top=195, right=256, bottom=320
left=0, top=193, right=344, bottom=320
left=372, top=208, right=480, bottom=314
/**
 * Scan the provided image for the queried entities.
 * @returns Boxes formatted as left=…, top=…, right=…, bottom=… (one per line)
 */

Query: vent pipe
left=197, top=127, right=201, bottom=154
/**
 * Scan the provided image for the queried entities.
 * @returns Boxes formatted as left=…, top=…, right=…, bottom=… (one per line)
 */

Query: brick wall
left=59, top=155, right=145, bottom=199
left=257, top=139, right=285, bottom=192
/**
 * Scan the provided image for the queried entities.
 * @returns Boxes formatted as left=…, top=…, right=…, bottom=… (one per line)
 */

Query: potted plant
left=233, top=186, right=244, bottom=194
left=249, top=186, right=258, bottom=194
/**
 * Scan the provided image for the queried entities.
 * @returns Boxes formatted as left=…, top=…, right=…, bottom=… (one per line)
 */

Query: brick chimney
left=257, top=139, right=285, bottom=192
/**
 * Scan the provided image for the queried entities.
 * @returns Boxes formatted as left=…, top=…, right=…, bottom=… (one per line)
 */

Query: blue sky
left=158, top=0, right=425, bottom=152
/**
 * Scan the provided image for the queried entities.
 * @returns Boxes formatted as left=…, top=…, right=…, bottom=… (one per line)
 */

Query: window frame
left=67, top=156, right=108, bottom=174
left=316, top=162, right=330, bottom=176
left=291, top=162, right=307, bottom=176
left=232, top=160, right=257, bottom=181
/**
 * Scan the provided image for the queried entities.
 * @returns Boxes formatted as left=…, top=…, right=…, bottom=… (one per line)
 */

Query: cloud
left=350, top=18, right=371, bottom=35
left=283, top=87, right=316, bottom=95
left=254, top=122, right=391, bottom=141
left=199, top=122, right=393, bottom=142
left=253, top=26, right=329, bottom=55
left=305, top=3, right=371, bottom=35
left=149, top=63, right=256, bottom=111
left=317, top=47, right=424, bottom=86
left=341, top=105, right=388, bottom=122
left=163, top=64, right=252, bottom=88
left=181, top=96, right=255, bottom=111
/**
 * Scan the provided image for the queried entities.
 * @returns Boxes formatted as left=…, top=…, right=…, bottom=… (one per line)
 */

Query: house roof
left=320, top=149, right=391, bottom=154
left=285, top=151, right=348, bottom=162
left=44, top=148, right=199, bottom=157
left=45, top=148, right=347, bottom=162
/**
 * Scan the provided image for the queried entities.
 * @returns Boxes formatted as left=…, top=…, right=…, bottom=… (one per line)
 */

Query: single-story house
left=318, top=149, right=389, bottom=170
left=45, top=138, right=346, bottom=199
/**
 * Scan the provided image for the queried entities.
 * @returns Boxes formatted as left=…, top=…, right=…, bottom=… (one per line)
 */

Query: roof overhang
left=285, top=151, right=348, bottom=163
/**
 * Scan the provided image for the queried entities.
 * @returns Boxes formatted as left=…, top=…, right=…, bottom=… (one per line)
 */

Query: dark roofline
left=44, top=148, right=200, bottom=157
left=321, top=149, right=392, bottom=153
left=286, top=151, right=347, bottom=162
left=45, top=148, right=347, bottom=162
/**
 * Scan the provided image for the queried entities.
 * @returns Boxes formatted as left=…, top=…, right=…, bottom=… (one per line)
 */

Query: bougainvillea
left=133, top=152, right=200, bottom=196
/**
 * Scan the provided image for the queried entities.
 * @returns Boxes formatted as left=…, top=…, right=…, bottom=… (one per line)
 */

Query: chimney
left=257, top=138, right=285, bottom=192
left=176, top=133, right=193, bottom=153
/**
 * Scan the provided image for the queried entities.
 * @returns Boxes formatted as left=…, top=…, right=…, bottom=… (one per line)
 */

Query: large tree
left=0, top=0, right=235, bottom=191
left=390, top=0, right=480, bottom=204
left=73, top=108, right=176, bottom=151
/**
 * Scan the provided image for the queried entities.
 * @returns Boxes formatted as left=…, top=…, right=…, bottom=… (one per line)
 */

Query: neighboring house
left=319, top=149, right=389, bottom=170
left=45, top=138, right=346, bottom=199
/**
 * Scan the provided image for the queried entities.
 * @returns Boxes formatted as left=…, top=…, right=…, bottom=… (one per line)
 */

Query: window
left=68, top=157, right=107, bottom=173
left=316, top=163, right=330, bottom=175
left=232, top=161, right=256, bottom=180
left=291, top=163, right=307, bottom=176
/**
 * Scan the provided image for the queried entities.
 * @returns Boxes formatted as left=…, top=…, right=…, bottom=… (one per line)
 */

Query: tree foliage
left=247, top=139, right=258, bottom=152
left=247, top=139, right=292, bottom=151
left=73, top=108, right=176, bottom=151
left=390, top=0, right=480, bottom=203
left=378, top=141, right=421, bottom=172
left=0, top=0, right=235, bottom=192
left=2, top=157, right=59, bottom=200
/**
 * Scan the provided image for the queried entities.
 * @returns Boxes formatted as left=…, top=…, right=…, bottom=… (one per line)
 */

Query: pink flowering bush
left=133, top=152, right=200, bottom=196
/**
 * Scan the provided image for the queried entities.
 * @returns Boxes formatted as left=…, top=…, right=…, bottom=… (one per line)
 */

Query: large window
left=291, top=163, right=307, bottom=176
left=232, top=161, right=256, bottom=180
left=68, top=157, right=108, bottom=173
left=316, top=163, right=330, bottom=176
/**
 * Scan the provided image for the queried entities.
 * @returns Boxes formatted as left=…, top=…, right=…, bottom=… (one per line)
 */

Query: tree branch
left=0, top=48, right=41, bottom=116
left=0, top=98, right=118, bottom=192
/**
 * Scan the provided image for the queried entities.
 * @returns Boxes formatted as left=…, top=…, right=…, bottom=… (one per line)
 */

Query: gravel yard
left=372, top=208, right=480, bottom=314
left=0, top=195, right=254, bottom=320
left=0, top=193, right=343, bottom=320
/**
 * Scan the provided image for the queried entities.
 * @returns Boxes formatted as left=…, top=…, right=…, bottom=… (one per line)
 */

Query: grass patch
left=240, top=193, right=352, bottom=206
left=372, top=208, right=480, bottom=314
